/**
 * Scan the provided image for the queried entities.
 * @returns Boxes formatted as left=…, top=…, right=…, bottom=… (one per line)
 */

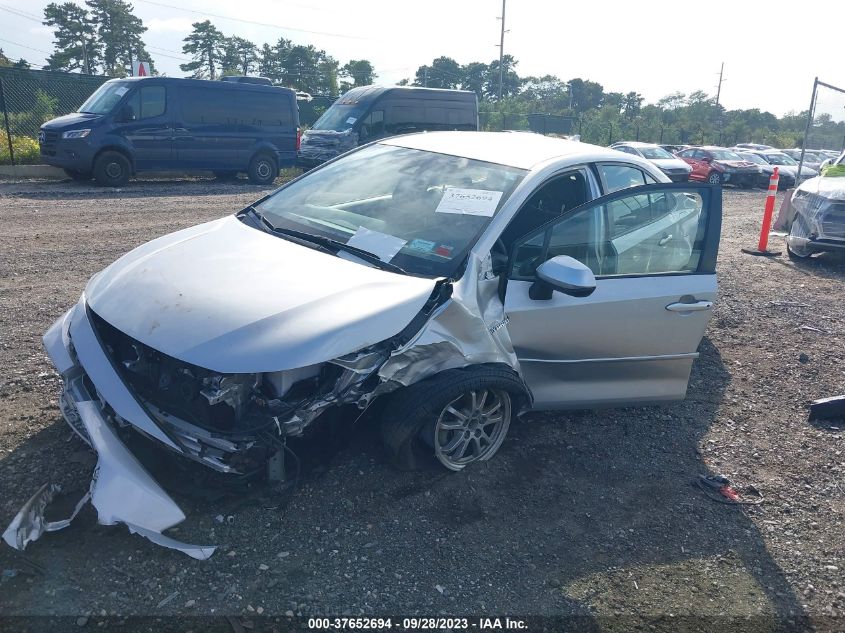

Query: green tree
left=43, top=2, right=100, bottom=73
left=460, top=61, right=487, bottom=98
left=282, top=44, right=337, bottom=94
left=86, top=0, right=152, bottom=76
left=484, top=55, right=520, bottom=99
left=181, top=20, right=226, bottom=79
left=566, top=78, right=604, bottom=113
left=622, top=91, right=644, bottom=119
left=414, top=56, right=461, bottom=89
left=339, top=59, right=375, bottom=90
left=0, top=48, right=10, bottom=67
left=221, top=36, right=258, bottom=76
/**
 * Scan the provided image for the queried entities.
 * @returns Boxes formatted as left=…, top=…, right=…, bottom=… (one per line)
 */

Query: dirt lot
left=0, top=177, right=843, bottom=631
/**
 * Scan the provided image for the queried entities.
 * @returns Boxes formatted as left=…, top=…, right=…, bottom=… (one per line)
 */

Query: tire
left=786, top=242, right=813, bottom=260
left=380, top=366, right=525, bottom=472
left=213, top=171, right=239, bottom=182
left=707, top=171, right=722, bottom=185
left=64, top=168, right=92, bottom=181
left=247, top=153, right=277, bottom=185
left=93, top=151, right=131, bottom=187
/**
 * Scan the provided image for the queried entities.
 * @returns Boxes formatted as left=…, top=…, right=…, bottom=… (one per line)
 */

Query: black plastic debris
left=809, top=395, right=845, bottom=422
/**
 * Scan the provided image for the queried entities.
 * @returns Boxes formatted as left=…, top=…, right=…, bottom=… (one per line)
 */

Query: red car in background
left=677, top=146, right=760, bottom=188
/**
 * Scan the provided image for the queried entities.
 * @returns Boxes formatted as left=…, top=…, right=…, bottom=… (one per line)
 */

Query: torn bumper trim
left=3, top=398, right=216, bottom=560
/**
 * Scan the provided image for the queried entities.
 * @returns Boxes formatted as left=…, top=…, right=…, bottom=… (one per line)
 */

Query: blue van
left=38, top=77, right=300, bottom=186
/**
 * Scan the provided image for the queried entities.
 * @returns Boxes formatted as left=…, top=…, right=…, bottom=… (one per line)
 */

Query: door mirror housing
left=701, top=156, right=712, bottom=163
left=529, top=255, right=597, bottom=300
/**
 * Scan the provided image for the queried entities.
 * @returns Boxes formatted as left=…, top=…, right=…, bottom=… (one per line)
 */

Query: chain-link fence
left=480, top=111, right=576, bottom=135
left=0, top=67, right=109, bottom=165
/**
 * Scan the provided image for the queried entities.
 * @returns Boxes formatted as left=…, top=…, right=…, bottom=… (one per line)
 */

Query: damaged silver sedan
left=5, top=132, right=722, bottom=557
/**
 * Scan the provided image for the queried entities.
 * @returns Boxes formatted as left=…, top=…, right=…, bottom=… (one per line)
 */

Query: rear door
left=118, top=84, right=173, bottom=168
left=175, top=85, right=237, bottom=168
left=503, top=182, right=721, bottom=409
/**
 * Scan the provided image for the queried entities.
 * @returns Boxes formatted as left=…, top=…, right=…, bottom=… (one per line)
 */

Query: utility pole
left=496, top=0, right=506, bottom=100
left=82, top=39, right=90, bottom=75
left=423, top=67, right=428, bottom=87
left=715, top=62, right=725, bottom=108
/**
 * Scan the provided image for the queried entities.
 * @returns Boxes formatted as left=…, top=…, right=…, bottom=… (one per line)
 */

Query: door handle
left=658, top=234, right=673, bottom=246
left=666, top=300, right=713, bottom=312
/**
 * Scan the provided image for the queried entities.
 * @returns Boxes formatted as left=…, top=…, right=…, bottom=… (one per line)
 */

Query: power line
left=0, top=4, right=42, bottom=22
left=0, top=37, right=52, bottom=55
left=133, top=0, right=370, bottom=40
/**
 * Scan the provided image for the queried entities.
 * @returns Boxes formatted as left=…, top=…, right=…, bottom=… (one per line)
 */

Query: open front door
left=503, top=183, right=722, bottom=409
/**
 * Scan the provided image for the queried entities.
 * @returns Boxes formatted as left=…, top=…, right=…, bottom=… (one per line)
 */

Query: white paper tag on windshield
left=346, top=227, right=407, bottom=262
left=346, top=117, right=357, bottom=125
left=114, top=87, right=129, bottom=96
left=435, top=188, right=503, bottom=217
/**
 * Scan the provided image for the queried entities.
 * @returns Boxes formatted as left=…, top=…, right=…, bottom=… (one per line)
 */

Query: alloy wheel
left=432, top=388, right=511, bottom=471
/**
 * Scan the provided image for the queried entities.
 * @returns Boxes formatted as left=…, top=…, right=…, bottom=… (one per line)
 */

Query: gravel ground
left=0, top=178, right=843, bottom=631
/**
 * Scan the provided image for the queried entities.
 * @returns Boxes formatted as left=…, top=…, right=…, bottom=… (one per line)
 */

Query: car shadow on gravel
left=345, top=336, right=808, bottom=626
left=0, top=178, right=292, bottom=200
left=0, top=338, right=809, bottom=627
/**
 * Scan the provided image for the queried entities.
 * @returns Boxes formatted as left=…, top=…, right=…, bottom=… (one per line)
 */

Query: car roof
left=612, top=141, right=662, bottom=149
left=383, top=131, right=647, bottom=170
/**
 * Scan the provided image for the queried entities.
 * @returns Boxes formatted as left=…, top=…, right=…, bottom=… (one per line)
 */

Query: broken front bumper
left=3, top=297, right=216, bottom=559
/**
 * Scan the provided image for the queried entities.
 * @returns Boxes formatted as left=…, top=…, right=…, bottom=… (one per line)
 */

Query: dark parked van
left=297, top=85, right=478, bottom=168
left=39, top=77, right=299, bottom=186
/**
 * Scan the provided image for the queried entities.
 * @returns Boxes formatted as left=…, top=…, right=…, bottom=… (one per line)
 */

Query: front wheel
left=93, top=151, right=131, bottom=187
left=247, top=154, right=277, bottom=185
left=707, top=171, right=722, bottom=185
left=380, top=366, right=523, bottom=471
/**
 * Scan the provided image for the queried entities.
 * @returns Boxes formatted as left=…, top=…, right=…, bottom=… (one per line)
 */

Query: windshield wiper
left=256, top=212, right=407, bottom=275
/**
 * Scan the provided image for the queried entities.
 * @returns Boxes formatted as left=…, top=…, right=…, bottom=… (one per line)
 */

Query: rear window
left=236, top=91, right=292, bottom=127
left=181, top=87, right=235, bottom=125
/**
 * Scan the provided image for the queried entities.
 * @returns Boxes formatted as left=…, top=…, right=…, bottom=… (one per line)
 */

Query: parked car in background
left=735, top=151, right=786, bottom=188
left=734, top=143, right=774, bottom=151
left=38, top=77, right=300, bottom=186
left=784, top=152, right=845, bottom=259
left=13, top=132, right=723, bottom=557
left=677, top=146, right=759, bottom=187
left=781, top=148, right=825, bottom=172
left=297, top=86, right=478, bottom=169
left=611, top=142, right=691, bottom=181
left=744, top=149, right=819, bottom=184
left=660, top=144, right=694, bottom=155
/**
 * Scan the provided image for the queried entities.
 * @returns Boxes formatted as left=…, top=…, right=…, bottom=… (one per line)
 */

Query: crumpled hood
left=42, top=112, right=102, bottom=131
left=797, top=174, right=845, bottom=200
left=717, top=160, right=758, bottom=170
left=299, top=129, right=359, bottom=162
left=85, top=215, right=437, bottom=373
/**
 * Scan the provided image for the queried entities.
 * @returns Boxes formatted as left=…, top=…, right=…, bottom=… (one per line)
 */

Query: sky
left=1, top=0, right=843, bottom=117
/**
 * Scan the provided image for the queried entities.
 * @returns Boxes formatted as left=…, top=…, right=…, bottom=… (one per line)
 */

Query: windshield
left=311, top=102, right=369, bottom=132
left=639, top=146, right=674, bottom=160
left=740, top=153, right=767, bottom=165
left=764, top=153, right=797, bottom=166
left=79, top=82, right=131, bottom=114
left=253, top=143, right=526, bottom=277
left=709, top=149, right=743, bottom=161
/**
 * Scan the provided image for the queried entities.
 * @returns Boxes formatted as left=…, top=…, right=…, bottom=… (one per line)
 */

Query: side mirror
left=701, top=156, right=712, bottom=163
left=529, top=255, right=596, bottom=300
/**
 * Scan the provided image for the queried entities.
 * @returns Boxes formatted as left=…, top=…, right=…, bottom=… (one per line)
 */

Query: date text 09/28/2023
left=307, top=617, right=528, bottom=630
